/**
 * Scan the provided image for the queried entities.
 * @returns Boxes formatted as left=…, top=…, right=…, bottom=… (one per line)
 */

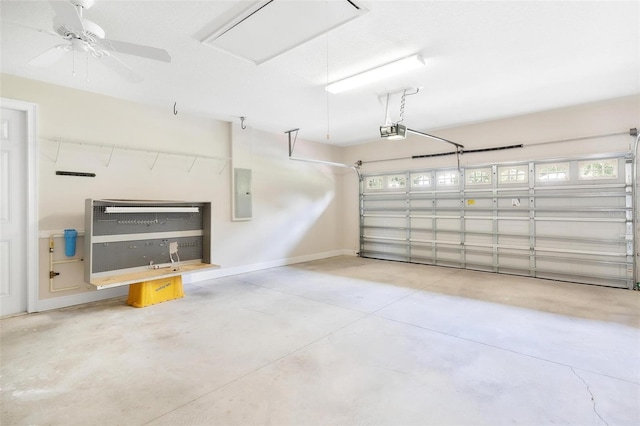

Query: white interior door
left=0, top=106, right=28, bottom=316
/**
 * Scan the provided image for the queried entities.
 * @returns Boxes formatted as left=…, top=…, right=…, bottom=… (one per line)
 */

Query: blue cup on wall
left=64, top=229, right=77, bottom=257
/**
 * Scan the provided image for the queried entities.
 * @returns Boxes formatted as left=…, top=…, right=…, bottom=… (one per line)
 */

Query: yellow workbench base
left=127, top=276, right=184, bottom=308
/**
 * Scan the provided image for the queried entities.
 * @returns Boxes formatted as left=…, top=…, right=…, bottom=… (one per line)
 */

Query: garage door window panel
left=535, top=162, right=570, bottom=183
left=499, top=165, right=529, bottom=185
left=579, top=159, right=618, bottom=180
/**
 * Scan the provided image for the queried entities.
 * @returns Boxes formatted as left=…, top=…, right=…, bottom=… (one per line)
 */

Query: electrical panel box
left=84, top=199, right=215, bottom=289
left=233, top=168, right=252, bottom=220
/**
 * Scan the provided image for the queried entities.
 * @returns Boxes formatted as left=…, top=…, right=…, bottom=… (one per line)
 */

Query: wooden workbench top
left=90, top=263, right=220, bottom=289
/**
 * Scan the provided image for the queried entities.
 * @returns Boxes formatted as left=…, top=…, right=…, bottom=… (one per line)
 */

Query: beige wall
left=340, top=94, right=640, bottom=252
left=2, top=72, right=638, bottom=308
left=1, top=74, right=345, bottom=307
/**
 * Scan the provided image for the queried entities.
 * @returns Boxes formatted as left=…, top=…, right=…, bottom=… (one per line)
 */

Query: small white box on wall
left=231, top=123, right=253, bottom=221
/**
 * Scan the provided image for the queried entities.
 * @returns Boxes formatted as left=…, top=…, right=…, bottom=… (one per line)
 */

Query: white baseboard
left=33, top=286, right=128, bottom=313
left=183, top=249, right=356, bottom=284
left=32, top=250, right=357, bottom=312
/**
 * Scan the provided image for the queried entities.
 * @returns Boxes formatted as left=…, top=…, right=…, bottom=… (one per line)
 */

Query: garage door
left=360, top=155, right=634, bottom=288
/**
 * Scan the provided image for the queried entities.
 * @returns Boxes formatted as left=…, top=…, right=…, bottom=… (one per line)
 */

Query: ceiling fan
left=27, top=0, right=171, bottom=82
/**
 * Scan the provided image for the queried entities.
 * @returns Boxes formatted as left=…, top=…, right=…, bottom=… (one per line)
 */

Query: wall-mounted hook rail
left=42, top=136, right=231, bottom=174
left=150, top=152, right=161, bottom=170
left=217, top=159, right=229, bottom=175
left=53, top=137, right=63, bottom=163
left=106, top=146, right=115, bottom=167
left=188, top=156, right=198, bottom=173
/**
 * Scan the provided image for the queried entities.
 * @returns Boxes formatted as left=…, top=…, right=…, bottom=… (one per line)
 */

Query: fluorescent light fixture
left=326, top=55, right=425, bottom=94
left=380, top=124, right=407, bottom=140
left=104, top=206, right=199, bottom=214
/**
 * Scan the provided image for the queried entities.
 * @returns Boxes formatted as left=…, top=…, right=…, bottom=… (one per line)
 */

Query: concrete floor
left=1, top=256, right=639, bottom=425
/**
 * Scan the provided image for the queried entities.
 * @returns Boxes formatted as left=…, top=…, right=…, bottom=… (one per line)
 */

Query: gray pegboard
left=91, top=236, right=203, bottom=273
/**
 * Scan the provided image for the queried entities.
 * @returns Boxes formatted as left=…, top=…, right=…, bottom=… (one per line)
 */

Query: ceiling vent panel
left=201, top=0, right=368, bottom=65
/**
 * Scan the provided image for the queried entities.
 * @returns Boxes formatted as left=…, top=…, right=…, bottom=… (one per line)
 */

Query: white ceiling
left=1, top=0, right=638, bottom=147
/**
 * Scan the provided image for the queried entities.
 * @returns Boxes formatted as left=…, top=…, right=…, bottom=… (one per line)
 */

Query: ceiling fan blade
left=2, top=20, right=60, bottom=38
left=29, top=44, right=70, bottom=67
left=101, top=53, right=144, bottom=83
left=49, top=0, right=84, bottom=31
left=98, top=38, right=171, bottom=63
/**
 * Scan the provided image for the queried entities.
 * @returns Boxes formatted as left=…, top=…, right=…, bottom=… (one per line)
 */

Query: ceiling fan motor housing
left=54, top=17, right=105, bottom=42
left=80, top=19, right=105, bottom=39
left=69, top=0, right=95, bottom=10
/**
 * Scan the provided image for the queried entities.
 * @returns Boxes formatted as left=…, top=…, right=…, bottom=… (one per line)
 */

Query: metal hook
left=173, top=102, right=178, bottom=116
left=240, top=116, right=247, bottom=130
